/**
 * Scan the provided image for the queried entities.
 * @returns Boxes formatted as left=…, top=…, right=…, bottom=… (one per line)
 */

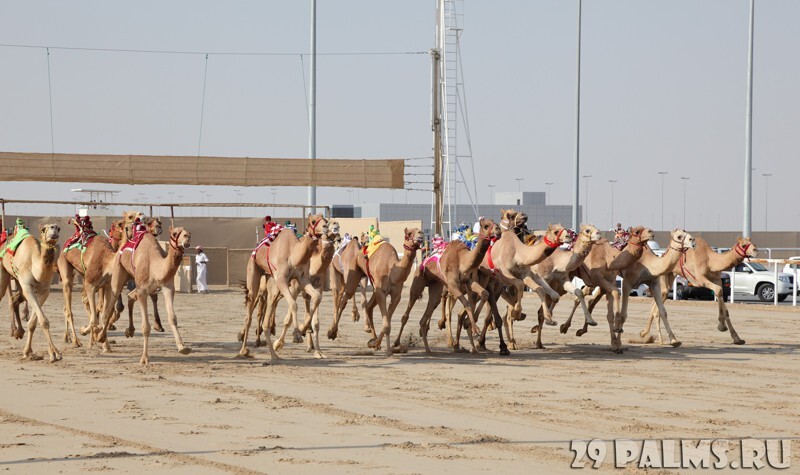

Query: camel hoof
left=454, top=346, right=469, bottom=354
left=499, top=347, right=511, bottom=356
left=559, top=324, right=569, bottom=334
left=178, top=347, right=192, bottom=355
left=109, top=324, right=117, bottom=331
left=292, top=329, right=304, bottom=344
left=614, top=328, right=624, bottom=334
left=314, top=351, right=326, bottom=359
left=273, top=340, right=284, bottom=351
left=327, top=329, right=338, bottom=340
left=535, top=344, right=545, bottom=350
left=237, top=331, right=244, bottom=342
left=470, top=347, right=479, bottom=355
left=13, top=329, right=24, bottom=340
left=509, top=341, right=519, bottom=351
left=73, top=339, right=82, bottom=348
left=237, top=348, right=252, bottom=358
left=733, top=339, right=745, bottom=345
left=367, top=338, right=379, bottom=350
left=140, top=356, right=149, bottom=365
left=154, top=325, right=165, bottom=333
left=255, top=339, right=264, bottom=348
left=516, top=312, right=527, bottom=321
left=80, top=327, right=90, bottom=336
left=530, top=325, right=540, bottom=334
left=26, top=353, right=43, bottom=361
left=670, top=341, right=682, bottom=348
left=437, top=319, right=447, bottom=330
left=587, top=320, right=598, bottom=327
left=639, top=330, right=648, bottom=338
left=718, top=322, right=728, bottom=332
left=125, top=328, right=134, bottom=338
left=545, top=319, right=557, bottom=326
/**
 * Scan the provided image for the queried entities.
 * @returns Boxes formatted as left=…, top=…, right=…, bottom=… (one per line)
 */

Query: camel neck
left=468, top=236, right=492, bottom=270
left=510, top=232, right=554, bottom=267
left=708, top=242, right=748, bottom=273
left=606, top=241, right=646, bottom=271
left=391, top=243, right=418, bottom=285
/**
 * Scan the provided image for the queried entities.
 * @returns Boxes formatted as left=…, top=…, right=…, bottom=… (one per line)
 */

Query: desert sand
left=1, top=288, right=798, bottom=474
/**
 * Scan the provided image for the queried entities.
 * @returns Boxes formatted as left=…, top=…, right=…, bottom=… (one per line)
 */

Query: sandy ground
left=1, top=286, right=798, bottom=474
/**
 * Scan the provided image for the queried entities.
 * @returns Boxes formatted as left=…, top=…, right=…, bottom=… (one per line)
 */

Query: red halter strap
left=734, top=242, right=750, bottom=258
left=543, top=228, right=564, bottom=248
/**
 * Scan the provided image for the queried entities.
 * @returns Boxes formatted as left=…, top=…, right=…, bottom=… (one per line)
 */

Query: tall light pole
left=488, top=184, right=496, bottom=205
left=680, top=176, right=690, bottom=230
left=571, top=0, right=583, bottom=234
left=545, top=182, right=554, bottom=205
left=658, top=171, right=668, bottom=231
left=743, top=0, right=755, bottom=237
left=762, top=173, right=772, bottom=231
left=608, top=179, right=617, bottom=229
left=515, top=178, right=523, bottom=193
left=582, top=175, right=591, bottom=224
left=307, top=0, right=317, bottom=213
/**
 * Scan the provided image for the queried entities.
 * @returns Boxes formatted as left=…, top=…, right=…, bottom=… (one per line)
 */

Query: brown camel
left=122, top=216, right=166, bottom=337
left=394, top=218, right=501, bottom=354
left=557, top=226, right=655, bottom=340
left=475, top=211, right=571, bottom=350
left=525, top=224, right=603, bottom=348
left=58, top=217, right=125, bottom=348
left=329, top=234, right=369, bottom=328
left=98, top=226, right=193, bottom=364
left=615, top=229, right=696, bottom=351
left=0, top=224, right=62, bottom=362
left=640, top=236, right=757, bottom=345
left=253, top=224, right=340, bottom=351
left=358, top=228, right=425, bottom=356
left=238, top=214, right=328, bottom=361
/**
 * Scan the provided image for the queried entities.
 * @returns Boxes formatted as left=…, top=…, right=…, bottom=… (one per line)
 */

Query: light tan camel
left=358, top=228, right=425, bottom=356
left=0, top=224, right=62, bottom=362
left=525, top=224, right=603, bottom=348
left=394, top=219, right=500, bottom=354
left=253, top=224, right=340, bottom=350
left=98, top=226, right=193, bottom=364
left=640, top=236, right=757, bottom=345
left=122, top=216, right=166, bottom=336
left=58, top=218, right=125, bottom=348
left=615, top=229, right=696, bottom=351
left=557, top=226, right=655, bottom=342
left=238, top=214, right=328, bottom=361
left=475, top=211, right=571, bottom=350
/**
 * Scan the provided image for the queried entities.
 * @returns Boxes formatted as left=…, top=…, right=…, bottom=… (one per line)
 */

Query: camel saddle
left=65, top=230, right=97, bottom=252
left=117, top=228, right=148, bottom=270
left=0, top=228, right=31, bottom=259
left=363, top=237, right=385, bottom=259
left=420, top=245, right=447, bottom=277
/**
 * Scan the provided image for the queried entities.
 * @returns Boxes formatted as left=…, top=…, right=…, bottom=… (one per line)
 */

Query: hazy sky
left=1, top=1, right=798, bottom=231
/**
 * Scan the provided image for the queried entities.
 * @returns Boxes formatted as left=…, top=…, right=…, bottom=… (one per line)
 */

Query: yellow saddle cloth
left=364, top=237, right=385, bottom=259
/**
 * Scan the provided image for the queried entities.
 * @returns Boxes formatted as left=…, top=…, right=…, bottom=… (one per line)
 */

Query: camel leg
left=393, top=273, right=425, bottom=348
left=486, top=286, right=510, bottom=356
left=161, top=282, right=192, bottom=355
left=705, top=277, right=744, bottom=344
left=452, top=292, right=480, bottom=354
left=125, top=293, right=136, bottom=338
left=10, top=286, right=25, bottom=340
left=20, top=283, right=61, bottom=363
left=132, top=288, right=152, bottom=365
left=151, top=292, right=164, bottom=332
left=273, top=277, right=300, bottom=352
left=604, top=293, right=620, bottom=353
left=238, top=263, right=263, bottom=357
left=85, top=281, right=111, bottom=352
left=299, top=279, right=324, bottom=358
left=641, top=274, right=670, bottom=342
left=59, top=264, right=81, bottom=346
left=367, top=290, right=393, bottom=356
left=359, top=278, right=369, bottom=331
left=328, top=269, right=364, bottom=340
left=648, top=280, right=680, bottom=347
left=0, top=274, right=19, bottom=339
left=418, top=283, right=444, bottom=354
left=564, top=279, right=596, bottom=327
left=256, top=288, right=281, bottom=363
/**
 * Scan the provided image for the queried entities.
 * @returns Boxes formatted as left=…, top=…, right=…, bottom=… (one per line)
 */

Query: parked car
left=729, top=261, right=794, bottom=302
left=782, top=256, right=800, bottom=275
left=668, top=274, right=731, bottom=301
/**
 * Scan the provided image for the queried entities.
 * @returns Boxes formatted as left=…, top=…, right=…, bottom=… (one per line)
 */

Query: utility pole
left=307, top=0, right=317, bottom=213
left=608, top=179, right=617, bottom=229
left=743, top=0, right=755, bottom=237
left=680, top=176, right=690, bottom=230
left=431, top=48, right=443, bottom=236
left=658, top=171, right=668, bottom=231
left=572, top=0, right=583, bottom=231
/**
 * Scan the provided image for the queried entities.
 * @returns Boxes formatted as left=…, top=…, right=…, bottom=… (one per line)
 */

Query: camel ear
left=39, top=224, right=46, bottom=234
left=168, top=226, right=175, bottom=234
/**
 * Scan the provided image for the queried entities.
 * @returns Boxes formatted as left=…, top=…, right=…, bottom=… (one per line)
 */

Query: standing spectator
left=195, top=246, right=210, bottom=294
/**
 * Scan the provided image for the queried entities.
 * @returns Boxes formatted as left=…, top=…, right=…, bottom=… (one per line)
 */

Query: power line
left=0, top=43, right=428, bottom=57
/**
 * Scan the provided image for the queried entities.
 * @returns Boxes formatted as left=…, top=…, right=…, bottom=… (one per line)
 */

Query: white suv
left=730, top=261, right=794, bottom=302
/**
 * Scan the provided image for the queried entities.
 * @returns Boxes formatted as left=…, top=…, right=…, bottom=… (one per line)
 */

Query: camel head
left=627, top=226, right=654, bottom=245
left=329, top=221, right=340, bottom=235
left=477, top=218, right=501, bottom=240
left=669, top=229, right=696, bottom=251
left=499, top=208, right=527, bottom=232
left=146, top=217, right=163, bottom=237
left=39, top=223, right=60, bottom=245
left=403, top=228, right=425, bottom=250
left=305, top=214, right=329, bottom=239
left=735, top=236, right=758, bottom=259
left=168, top=226, right=191, bottom=250
left=578, top=224, right=602, bottom=243
left=544, top=223, right=572, bottom=248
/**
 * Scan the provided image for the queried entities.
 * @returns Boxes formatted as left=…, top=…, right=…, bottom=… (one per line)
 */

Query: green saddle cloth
left=0, top=228, right=31, bottom=258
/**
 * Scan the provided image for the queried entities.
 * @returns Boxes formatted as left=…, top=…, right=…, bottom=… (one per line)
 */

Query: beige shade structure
left=0, top=152, right=405, bottom=189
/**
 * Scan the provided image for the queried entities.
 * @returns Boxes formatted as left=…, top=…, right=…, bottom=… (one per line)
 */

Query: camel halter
left=543, top=228, right=565, bottom=248
left=734, top=242, right=752, bottom=259
left=669, top=235, right=689, bottom=252
left=499, top=218, right=510, bottom=231
left=169, top=233, right=186, bottom=254
left=306, top=219, right=324, bottom=239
